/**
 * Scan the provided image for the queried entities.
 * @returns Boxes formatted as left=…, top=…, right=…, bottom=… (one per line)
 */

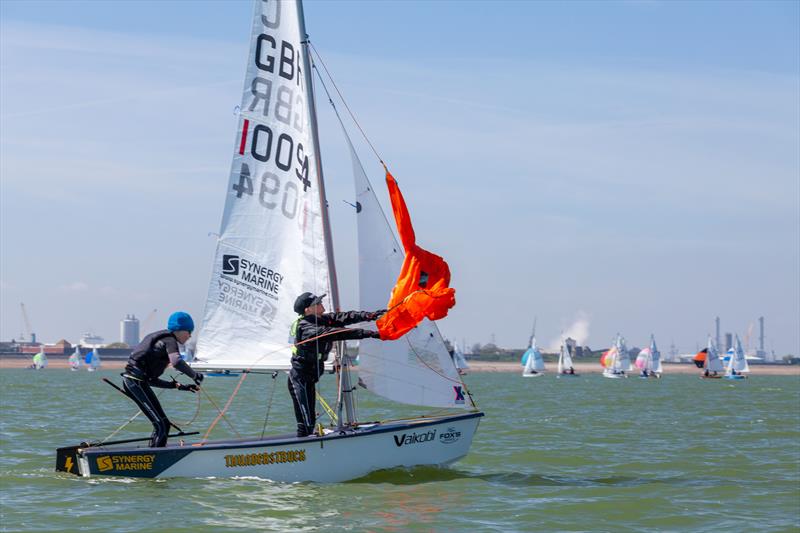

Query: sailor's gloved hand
left=177, top=383, right=199, bottom=393
left=365, top=330, right=382, bottom=339
left=368, top=309, right=388, bottom=321
left=193, top=372, right=204, bottom=385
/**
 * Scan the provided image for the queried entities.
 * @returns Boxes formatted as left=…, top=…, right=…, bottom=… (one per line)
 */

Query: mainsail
left=195, top=0, right=331, bottom=370
left=706, top=337, right=724, bottom=372
left=650, top=335, right=662, bottom=374
left=348, top=139, right=471, bottom=408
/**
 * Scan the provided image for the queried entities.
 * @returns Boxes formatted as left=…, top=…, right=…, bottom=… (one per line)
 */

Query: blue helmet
left=167, top=311, right=194, bottom=332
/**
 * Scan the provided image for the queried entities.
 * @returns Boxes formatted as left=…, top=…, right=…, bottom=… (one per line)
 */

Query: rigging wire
left=309, top=42, right=383, bottom=165
left=259, top=371, right=280, bottom=439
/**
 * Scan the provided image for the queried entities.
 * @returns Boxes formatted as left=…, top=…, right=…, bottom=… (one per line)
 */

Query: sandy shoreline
left=2, top=358, right=798, bottom=375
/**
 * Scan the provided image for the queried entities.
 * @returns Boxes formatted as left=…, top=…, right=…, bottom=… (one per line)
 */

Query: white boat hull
left=603, top=371, right=627, bottom=379
left=522, top=372, right=544, bottom=378
left=58, top=412, right=483, bottom=482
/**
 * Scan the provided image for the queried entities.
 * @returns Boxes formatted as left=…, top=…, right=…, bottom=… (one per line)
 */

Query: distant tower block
left=758, top=316, right=766, bottom=358
left=715, top=317, right=721, bottom=351
left=120, top=314, right=140, bottom=347
left=724, top=333, right=733, bottom=353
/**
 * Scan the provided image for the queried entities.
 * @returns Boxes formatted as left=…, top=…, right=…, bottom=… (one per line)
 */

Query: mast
left=295, top=0, right=356, bottom=427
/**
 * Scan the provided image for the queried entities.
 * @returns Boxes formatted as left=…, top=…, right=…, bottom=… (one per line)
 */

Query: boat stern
left=55, top=444, right=83, bottom=477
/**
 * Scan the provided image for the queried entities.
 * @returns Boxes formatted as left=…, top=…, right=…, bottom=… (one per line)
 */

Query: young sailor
left=122, top=311, right=204, bottom=447
left=289, top=292, right=385, bottom=437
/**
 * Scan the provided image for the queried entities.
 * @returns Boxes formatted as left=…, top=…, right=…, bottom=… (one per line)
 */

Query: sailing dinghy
left=696, top=337, right=724, bottom=379
left=602, top=334, right=630, bottom=378
left=31, top=349, right=47, bottom=370
left=68, top=347, right=81, bottom=371
left=556, top=341, right=578, bottom=377
left=56, top=0, right=482, bottom=482
left=724, top=335, right=749, bottom=380
left=521, top=335, right=545, bottom=377
left=452, top=343, right=469, bottom=375
left=85, top=348, right=101, bottom=372
left=635, top=335, right=662, bottom=378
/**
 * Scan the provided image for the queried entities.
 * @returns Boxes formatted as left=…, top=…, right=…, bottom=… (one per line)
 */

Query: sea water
left=1, top=369, right=798, bottom=532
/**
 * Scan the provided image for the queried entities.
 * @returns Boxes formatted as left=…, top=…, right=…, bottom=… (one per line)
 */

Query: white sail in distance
left=616, top=334, right=632, bottom=371
left=649, top=335, right=662, bottom=374
left=558, top=342, right=573, bottom=373
left=727, top=334, right=750, bottom=374
left=706, top=337, right=724, bottom=372
left=347, top=138, right=471, bottom=409
left=195, top=0, right=330, bottom=370
left=453, top=342, right=469, bottom=371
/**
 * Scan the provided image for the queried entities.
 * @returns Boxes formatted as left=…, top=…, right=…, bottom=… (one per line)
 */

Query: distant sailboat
left=601, top=334, right=629, bottom=378
left=85, top=348, right=101, bottom=372
left=635, top=335, right=662, bottom=378
left=521, top=337, right=545, bottom=377
left=453, top=343, right=469, bottom=375
left=68, top=348, right=81, bottom=371
left=557, top=340, right=578, bottom=377
left=31, top=349, right=47, bottom=370
left=724, top=334, right=749, bottom=380
left=695, top=337, right=723, bottom=379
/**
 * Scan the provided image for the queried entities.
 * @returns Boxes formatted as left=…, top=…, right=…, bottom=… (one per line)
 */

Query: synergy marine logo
left=97, top=456, right=113, bottom=472
left=96, top=454, right=155, bottom=472
left=220, top=254, right=284, bottom=297
left=222, top=254, right=240, bottom=275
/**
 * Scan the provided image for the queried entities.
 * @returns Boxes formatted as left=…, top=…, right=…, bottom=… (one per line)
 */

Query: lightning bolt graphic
left=64, top=457, right=74, bottom=473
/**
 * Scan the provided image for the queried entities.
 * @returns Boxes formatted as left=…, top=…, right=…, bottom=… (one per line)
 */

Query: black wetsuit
left=289, top=311, right=379, bottom=437
left=122, top=330, right=199, bottom=447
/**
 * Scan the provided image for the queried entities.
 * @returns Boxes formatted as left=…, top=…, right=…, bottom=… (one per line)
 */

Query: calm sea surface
left=1, top=368, right=798, bottom=532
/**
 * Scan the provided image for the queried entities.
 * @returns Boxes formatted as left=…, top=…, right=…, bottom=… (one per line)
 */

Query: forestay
left=347, top=139, right=471, bottom=408
left=195, top=0, right=330, bottom=370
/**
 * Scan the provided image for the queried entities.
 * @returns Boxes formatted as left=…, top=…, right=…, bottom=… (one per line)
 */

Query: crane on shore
left=20, top=303, right=35, bottom=343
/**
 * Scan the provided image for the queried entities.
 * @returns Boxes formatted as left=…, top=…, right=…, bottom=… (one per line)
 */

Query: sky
left=1, top=0, right=798, bottom=356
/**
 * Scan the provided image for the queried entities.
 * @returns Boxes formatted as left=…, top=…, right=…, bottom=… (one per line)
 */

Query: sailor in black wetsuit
left=289, top=293, right=385, bottom=437
left=122, top=311, right=204, bottom=448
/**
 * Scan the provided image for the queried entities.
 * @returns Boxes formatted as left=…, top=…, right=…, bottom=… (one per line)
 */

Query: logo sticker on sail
left=439, top=427, right=461, bottom=444
left=222, top=254, right=240, bottom=275
left=453, top=386, right=465, bottom=404
left=220, top=255, right=284, bottom=296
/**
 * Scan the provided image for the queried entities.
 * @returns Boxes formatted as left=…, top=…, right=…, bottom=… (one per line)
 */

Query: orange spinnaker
left=376, top=170, right=456, bottom=341
left=693, top=349, right=708, bottom=363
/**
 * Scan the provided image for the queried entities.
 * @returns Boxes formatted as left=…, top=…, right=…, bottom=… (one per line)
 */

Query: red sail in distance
left=376, top=170, right=456, bottom=341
